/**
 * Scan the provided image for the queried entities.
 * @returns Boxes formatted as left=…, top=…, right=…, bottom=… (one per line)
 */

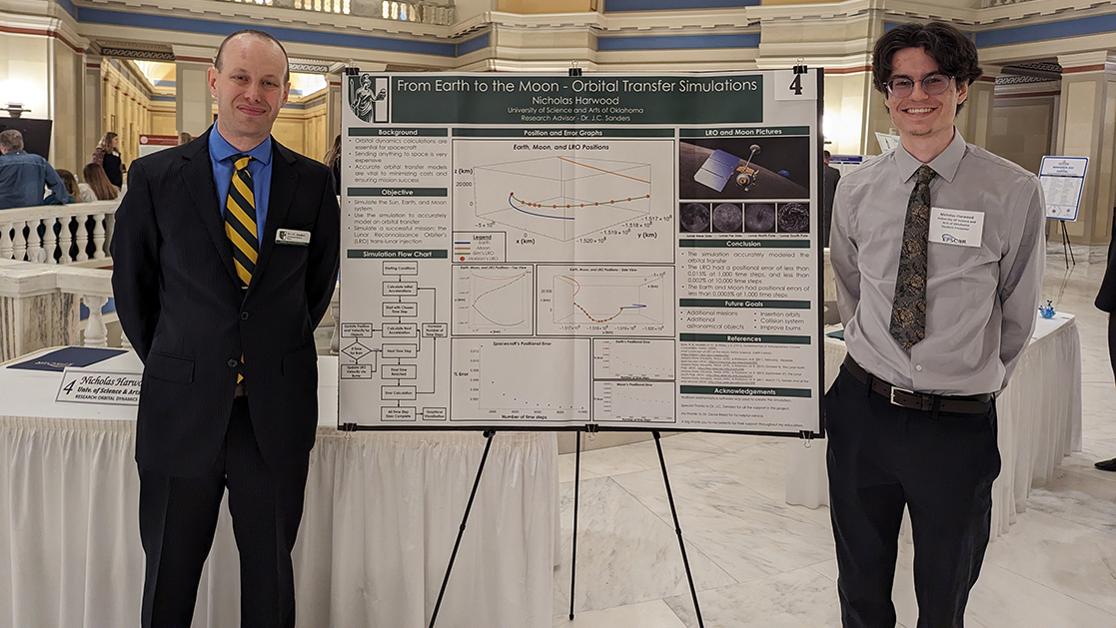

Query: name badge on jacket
left=276, top=228, right=311, bottom=246
left=929, top=207, right=983, bottom=248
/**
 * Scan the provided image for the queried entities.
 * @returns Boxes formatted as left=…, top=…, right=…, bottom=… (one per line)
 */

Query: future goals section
left=339, top=72, right=824, bottom=435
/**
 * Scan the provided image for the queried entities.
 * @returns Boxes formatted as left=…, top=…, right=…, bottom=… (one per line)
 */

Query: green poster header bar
left=679, top=299, right=811, bottom=309
left=348, top=128, right=448, bottom=137
left=679, top=333, right=811, bottom=344
left=347, top=249, right=449, bottom=259
left=679, top=239, right=811, bottom=249
left=452, top=128, right=676, bottom=138
left=390, top=75, right=763, bottom=124
left=348, top=188, right=448, bottom=197
left=680, top=385, right=812, bottom=398
left=679, top=126, right=810, bottom=138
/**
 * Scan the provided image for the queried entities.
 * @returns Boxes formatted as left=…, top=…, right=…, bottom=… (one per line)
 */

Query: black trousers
left=138, top=398, right=311, bottom=628
left=825, top=367, right=1000, bottom=628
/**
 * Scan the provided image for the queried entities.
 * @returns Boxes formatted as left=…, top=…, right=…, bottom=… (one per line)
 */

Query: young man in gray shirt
left=827, top=22, right=1045, bottom=626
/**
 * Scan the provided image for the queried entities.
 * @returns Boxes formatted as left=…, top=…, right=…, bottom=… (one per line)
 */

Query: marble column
left=84, top=56, right=104, bottom=164
left=115, top=81, right=124, bottom=137
left=1055, top=51, right=1116, bottom=245
left=326, top=65, right=344, bottom=150
left=957, top=64, right=1001, bottom=149
left=174, top=45, right=215, bottom=136
left=103, top=77, right=116, bottom=139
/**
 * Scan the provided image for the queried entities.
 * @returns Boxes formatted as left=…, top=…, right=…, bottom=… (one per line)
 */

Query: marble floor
left=552, top=244, right=1116, bottom=628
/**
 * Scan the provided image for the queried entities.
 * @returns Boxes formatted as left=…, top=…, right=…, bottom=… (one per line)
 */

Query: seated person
left=82, top=162, right=121, bottom=201
left=0, top=129, right=69, bottom=209
left=58, top=169, right=97, bottom=203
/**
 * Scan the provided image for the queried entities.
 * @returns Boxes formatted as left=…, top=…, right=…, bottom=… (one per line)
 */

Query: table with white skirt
left=786, top=313, right=1082, bottom=542
left=0, top=351, right=558, bottom=628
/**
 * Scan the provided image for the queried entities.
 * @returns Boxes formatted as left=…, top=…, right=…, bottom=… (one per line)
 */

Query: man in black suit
left=111, top=30, right=339, bottom=627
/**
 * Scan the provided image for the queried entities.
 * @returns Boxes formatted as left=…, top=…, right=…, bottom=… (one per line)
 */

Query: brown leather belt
left=842, top=357, right=993, bottom=415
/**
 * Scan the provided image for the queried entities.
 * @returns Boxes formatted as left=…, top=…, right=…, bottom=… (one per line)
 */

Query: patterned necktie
left=224, top=155, right=257, bottom=383
left=889, top=164, right=937, bottom=352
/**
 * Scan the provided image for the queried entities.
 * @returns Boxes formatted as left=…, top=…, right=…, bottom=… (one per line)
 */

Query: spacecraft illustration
left=678, top=139, right=809, bottom=200
left=694, top=145, right=762, bottom=193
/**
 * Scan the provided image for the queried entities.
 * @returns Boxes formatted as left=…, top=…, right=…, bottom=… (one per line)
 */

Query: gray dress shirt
left=830, top=130, right=1045, bottom=395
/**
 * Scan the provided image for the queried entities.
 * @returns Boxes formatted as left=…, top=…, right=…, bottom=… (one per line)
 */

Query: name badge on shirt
left=276, top=228, right=311, bottom=246
left=929, top=208, right=984, bottom=248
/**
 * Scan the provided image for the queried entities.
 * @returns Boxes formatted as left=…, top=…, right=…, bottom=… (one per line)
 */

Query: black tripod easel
left=566, top=429, right=705, bottom=627
left=428, top=429, right=496, bottom=628
left=1057, top=219, right=1076, bottom=269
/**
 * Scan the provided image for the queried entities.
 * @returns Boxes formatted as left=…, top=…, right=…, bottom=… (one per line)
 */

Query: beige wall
left=271, top=101, right=329, bottom=162
left=987, top=98, right=1056, bottom=174
left=1056, top=72, right=1116, bottom=244
left=99, top=60, right=158, bottom=168
left=51, top=40, right=85, bottom=174
left=823, top=71, right=870, bottom=156
left=304, top=102, right=328, bottom=163
left=0, top=32, right=51, bottom=125
left=273, top=115, right=307, bottom=155
left=149, top=110, right=178, bottom=136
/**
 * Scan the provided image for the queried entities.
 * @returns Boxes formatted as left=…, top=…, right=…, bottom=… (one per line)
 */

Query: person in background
left=325, top=133, right=342, bottom=195
left=92, top=131, right=125, bottom=188
left=0, top=129, right=69, bottom=209
left=83, top=162, right=121, bottom=201
left=822, top=150, right=841, bottom=247
left=179, top=131, right=193, bottom=145
left=57, top=169, right=94, bottom=203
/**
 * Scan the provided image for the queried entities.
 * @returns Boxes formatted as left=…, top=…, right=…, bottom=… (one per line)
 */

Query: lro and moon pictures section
left=338, top=72, right=822, bottom=434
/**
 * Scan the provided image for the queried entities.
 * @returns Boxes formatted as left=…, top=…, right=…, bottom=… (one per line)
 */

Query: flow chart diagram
left=340, top=260, right=448, bottom=422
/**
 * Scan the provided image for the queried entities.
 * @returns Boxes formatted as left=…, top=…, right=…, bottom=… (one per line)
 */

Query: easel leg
left=1062, top=221, right=1076, bottom=266
left=652, top=431, right=704, bottom=628
left=428, top=430, right=496, bottom=628
left=1060, top=221, right=1074, bottom=269
left=568, top=430, right=582, bottom=620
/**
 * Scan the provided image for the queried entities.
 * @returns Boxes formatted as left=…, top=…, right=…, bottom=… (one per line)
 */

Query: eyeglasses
left=885, top=73, right=953, bottom=98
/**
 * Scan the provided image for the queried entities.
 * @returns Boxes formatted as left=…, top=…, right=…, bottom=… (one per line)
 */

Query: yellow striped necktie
left=225, top=155, right=259, bottom=289
left=225, top=155, right=257, bottom=384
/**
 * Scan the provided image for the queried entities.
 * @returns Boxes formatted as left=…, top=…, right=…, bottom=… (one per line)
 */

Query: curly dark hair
left=872, top=22, right=982, bottom=112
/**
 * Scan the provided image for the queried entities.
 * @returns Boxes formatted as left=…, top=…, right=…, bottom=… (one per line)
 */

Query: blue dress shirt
left=208, top=126, right=272, bottom=242
left=0, top=151, right=70, bottom=209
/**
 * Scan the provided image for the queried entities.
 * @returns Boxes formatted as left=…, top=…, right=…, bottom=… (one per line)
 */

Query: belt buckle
left=889, top=386, right=914, bottom=407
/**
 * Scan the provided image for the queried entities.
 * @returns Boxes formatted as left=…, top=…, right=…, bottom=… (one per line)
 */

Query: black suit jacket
left=111, top=129, right=340, bottom=476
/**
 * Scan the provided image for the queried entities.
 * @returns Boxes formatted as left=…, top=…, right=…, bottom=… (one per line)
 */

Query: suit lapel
left=181, top=132, right=239, bottom=287
left=248, top=141, right=299, bottom=294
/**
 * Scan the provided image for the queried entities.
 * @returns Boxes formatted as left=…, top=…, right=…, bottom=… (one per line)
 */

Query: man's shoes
left=1094, top=457, right=1116, bottom=472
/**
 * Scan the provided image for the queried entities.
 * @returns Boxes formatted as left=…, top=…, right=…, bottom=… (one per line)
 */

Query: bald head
left=215, top=30, right=290, bottom=83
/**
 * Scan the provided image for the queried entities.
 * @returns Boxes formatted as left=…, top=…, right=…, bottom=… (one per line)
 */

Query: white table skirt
left=0, top=354, right=558, bottom=628
left=785, top=314, right=1083, bottom=542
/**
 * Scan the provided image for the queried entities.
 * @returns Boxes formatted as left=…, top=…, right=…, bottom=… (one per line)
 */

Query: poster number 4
left=790, top=74, right=803, bottom=96
left=775, top=69, right=816, bottom=101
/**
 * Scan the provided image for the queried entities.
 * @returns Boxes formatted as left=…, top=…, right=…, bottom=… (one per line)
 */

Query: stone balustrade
left=222, top=0, right=454, bottom=24
left=0, top=200, right=120, bottom=267
left=0, top=258, right=340, bottom=362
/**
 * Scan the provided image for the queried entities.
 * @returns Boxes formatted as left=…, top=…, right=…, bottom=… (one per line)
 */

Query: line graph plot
left=452, top=265, right=534, bottom=335
left=473, top=156, right=652, bottom=241
left=536, top=265, right=674, bottom=337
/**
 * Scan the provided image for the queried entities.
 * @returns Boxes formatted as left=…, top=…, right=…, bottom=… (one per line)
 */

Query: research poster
left=1039, top=156, right=1088, bottom=221
left=339, top=71, right=824, bottom=435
